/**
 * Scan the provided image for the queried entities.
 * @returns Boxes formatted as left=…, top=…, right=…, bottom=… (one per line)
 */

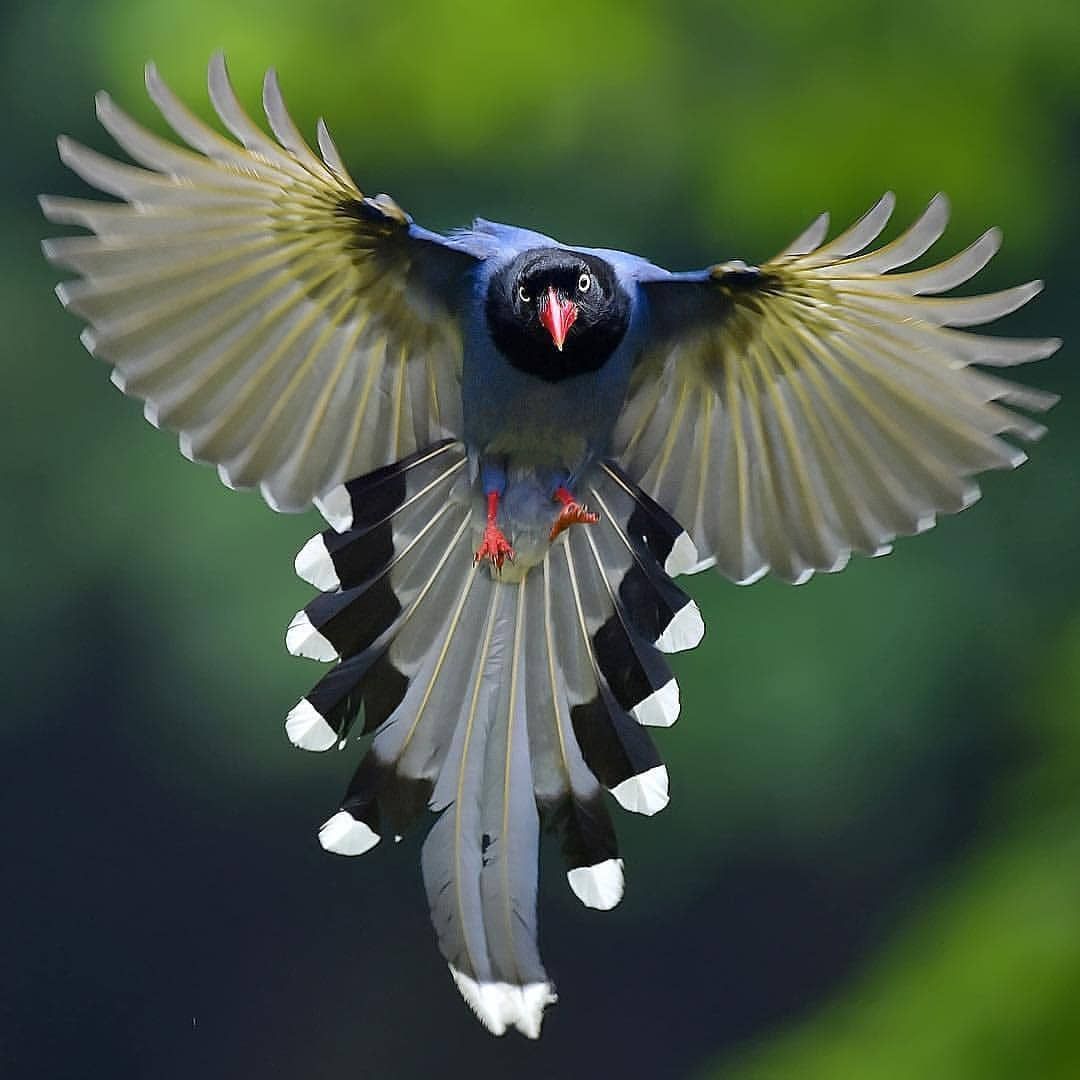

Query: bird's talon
left=549, top=501, right=600, bottom=542
left=475, top=525, right=515, bottom=572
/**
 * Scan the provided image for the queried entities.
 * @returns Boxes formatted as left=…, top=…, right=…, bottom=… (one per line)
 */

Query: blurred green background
left=4, top=1, right=1078, bottom=1077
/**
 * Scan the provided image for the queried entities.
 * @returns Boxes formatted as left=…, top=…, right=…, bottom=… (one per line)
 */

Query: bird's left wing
left=42, top=54, right=480, bottom=512
left=615, top=193, right=1061, bottom=584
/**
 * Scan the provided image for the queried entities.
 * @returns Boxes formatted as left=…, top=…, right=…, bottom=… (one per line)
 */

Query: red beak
left=539, top=285, right=578, bottom=351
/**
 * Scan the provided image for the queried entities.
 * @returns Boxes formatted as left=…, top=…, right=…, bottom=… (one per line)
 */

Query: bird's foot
left=475, top=523, right=515, bottom=572
left=549, top=486, right=600, bottom=542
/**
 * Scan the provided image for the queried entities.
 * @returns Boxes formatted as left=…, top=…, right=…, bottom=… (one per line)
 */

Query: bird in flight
left=41, top=54, right=1061, bottom=1038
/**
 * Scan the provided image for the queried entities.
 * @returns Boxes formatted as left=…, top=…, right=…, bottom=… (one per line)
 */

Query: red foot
left=475, top=491, right=514, bottom=572
left=549, top=486, right=600, bottom=542
left=474, top=524, right=515, bottom=572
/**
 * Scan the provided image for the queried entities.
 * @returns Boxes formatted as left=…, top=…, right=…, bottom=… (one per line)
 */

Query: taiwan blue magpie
left=41, top=55, right=1061, bottom=1037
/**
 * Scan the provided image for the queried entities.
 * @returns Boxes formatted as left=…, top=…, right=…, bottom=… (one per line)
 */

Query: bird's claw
left=474, top=524, right=515, bottom=572
left=549, top=501, right=600, bottom=542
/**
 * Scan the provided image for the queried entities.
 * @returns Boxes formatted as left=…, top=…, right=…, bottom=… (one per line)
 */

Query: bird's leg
left=549, top=484, right=600, bottom=542
left=474, top=490, right=515, bottom=572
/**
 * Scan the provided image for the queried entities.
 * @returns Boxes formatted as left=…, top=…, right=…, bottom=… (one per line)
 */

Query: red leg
left=474, top=491, right=515, bottom=572
left=549, top=485, right=600, bottom=542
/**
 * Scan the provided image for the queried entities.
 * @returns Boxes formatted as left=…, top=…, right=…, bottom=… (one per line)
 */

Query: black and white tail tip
left=281, top=444, right=706, bottom=1036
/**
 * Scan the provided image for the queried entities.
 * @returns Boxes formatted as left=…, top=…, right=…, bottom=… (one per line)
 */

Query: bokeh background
left=4, top=1, right=1079, bottom=1077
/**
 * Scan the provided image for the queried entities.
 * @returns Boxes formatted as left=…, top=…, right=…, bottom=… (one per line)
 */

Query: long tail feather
left=286, top=447, right=708, bottom=1036
left=528, top=565, right=622, bottom=910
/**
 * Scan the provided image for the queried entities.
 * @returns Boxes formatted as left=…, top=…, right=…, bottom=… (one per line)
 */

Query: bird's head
left=486, top=248, right=630, bottom=381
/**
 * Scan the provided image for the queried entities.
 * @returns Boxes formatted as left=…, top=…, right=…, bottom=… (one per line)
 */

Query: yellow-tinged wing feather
left=42, top=53, right=473, bottom=512
left=620, top=194, right=1061, bottom=584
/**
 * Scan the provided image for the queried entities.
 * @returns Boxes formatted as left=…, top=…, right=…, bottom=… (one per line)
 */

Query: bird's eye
left=577, top=272, right=592, bottom=293
left=517, top=284, right=531, bottom=303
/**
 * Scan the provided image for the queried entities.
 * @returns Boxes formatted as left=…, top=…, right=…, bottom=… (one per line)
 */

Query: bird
left=40, top=53, right=1062, bottom=1039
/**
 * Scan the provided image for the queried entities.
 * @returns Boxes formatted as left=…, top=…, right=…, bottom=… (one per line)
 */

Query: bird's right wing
left=41, top=54, right=480, bottom=512
left=615, top=194, right=1061, bottom=584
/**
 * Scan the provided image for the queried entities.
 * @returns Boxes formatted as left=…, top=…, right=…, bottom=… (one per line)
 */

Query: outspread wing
left=616, top=193, right=1061, bottom=584
left=41, top=53, right=479, bottom=512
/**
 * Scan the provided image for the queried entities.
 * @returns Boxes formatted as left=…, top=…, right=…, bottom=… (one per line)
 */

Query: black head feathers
left=485, top=248, right=631, bottom=382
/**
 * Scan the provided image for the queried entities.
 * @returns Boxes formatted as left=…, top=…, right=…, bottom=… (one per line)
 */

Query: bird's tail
left=285, top=439, right=705, bottom=1037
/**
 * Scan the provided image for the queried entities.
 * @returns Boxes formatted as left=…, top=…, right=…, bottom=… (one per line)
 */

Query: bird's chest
left=461, top=344, right=631, bottom=468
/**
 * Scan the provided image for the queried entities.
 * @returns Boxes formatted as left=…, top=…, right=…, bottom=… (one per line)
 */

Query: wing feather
left=261, top=69, right=339, bottom=185
left=42, top=54, right=478, bottom=511
left=802, top=191, right=895, bottom=263
left=623, top=195, right=1061, bottom=584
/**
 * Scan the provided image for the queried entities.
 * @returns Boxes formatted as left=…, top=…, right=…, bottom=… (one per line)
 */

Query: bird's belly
left=484, top=416, right=587, bottom=467
left=464, top=350, right=628, bottom=472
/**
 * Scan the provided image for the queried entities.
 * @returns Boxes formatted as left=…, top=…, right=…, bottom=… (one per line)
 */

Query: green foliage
left=709, top=625, right=1080, bottom=1080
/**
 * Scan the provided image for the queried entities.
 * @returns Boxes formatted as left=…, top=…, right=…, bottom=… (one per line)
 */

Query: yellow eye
left=577, top=272, right=591, bottom=293
left=517, top=284, right=531, bottom=303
